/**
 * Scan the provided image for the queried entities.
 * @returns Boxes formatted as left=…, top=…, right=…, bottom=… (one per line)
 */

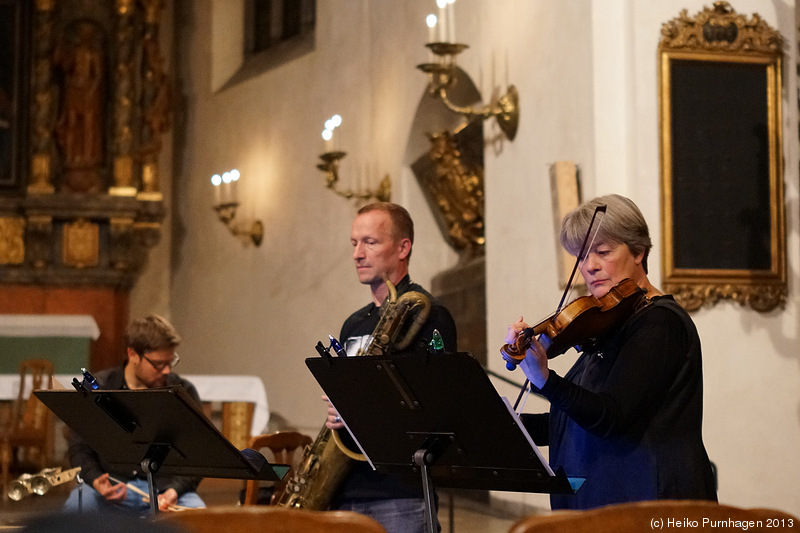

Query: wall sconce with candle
left=418, top=1, right=520, bottom=141
left=317, top=115, right=392, bottom=202
left=211, top=169, right=264, bottom=247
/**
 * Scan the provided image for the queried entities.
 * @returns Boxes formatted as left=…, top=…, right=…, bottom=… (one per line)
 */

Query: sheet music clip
left=72, top=368, right=100, bottom=396
left=315, top=341, right=333, bottom=361
left=316, top=335, right=347, bottom=364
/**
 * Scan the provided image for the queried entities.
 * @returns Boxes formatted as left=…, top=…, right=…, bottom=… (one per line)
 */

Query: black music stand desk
left=35, top=385, right=288, bottom=514
left=306, top=351, right=583, bottom=532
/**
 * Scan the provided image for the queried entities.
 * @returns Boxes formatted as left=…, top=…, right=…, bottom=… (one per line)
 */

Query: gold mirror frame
left=658, top=2, right=786, bottom=312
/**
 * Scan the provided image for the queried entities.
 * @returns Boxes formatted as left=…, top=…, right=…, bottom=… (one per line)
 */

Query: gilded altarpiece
left=0, top=0, right=172, bottom=369
left=0, top=0, right=169, bottom=285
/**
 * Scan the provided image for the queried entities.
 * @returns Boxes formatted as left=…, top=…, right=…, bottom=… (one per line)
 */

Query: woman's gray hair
left=560, top=194, right=652, bottom=273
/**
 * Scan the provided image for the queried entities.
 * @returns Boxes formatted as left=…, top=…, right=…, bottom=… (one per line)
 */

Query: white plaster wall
left=133, top=0, right=799, bottom=517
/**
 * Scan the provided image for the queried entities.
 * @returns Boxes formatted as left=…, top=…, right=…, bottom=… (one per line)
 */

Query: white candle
left=221, top=171, right=231, bottom=204
left=322, top=129, right=333, bottom=153
left=211, top=174, right=221, bottom=205
left=426, top=14, right=436, bottom=44
left=492, top=49, right=498, bottom=89
left=448, top=0, right=456, bottom=44
left=230, top=169, right=240, bottom=204
left=437, top=0, right=447, bottom=42
left=332, top=115, right=342, bottom=152
left=505, top=49, right=510, bottom=88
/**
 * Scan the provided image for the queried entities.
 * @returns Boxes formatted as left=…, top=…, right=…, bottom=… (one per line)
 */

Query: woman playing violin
left=504, top=194, right=717, bottom=510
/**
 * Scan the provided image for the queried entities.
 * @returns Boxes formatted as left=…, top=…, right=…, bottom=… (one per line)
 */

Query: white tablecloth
left=0, top=373, right=269, bottom=436
left=184, top=374, right=269, bottom=435
left=0, top=314, right=100, bottom=339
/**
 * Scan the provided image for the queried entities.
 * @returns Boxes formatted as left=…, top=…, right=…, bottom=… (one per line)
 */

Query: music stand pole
left=413, top=436, right=449, bottom=533
left=140, top=444, right=171, bottom=515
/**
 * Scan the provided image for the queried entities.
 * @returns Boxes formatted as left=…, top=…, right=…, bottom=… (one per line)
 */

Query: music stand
left=35, top=382, right=289, bottom=515
left=306, top=351, right=583, bottom=533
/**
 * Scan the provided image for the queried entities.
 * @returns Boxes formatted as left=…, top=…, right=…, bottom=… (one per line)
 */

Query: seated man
left=63, top=315, right=205, bottom=513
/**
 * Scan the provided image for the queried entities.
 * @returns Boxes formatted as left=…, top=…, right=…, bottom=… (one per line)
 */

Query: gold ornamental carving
left=665, top=283, right=786, bottom=313
left=28, top=1, right=57, bottom=194
left=116, top=0, right=134, bottom=15
left=112, top=0, right=137, bottom=192
left=29, top=154, right=54, bottom=194
left=35, top=0, right=55, bottom=11
left=0, top=218, right=26, bottom=265
left=659, top=1, right=783, bottom=53
left=416, top=127, right=485, bottom=259
left=222, top=402, right=255, bottom=451
left=63, top=219, right=99, bottom=268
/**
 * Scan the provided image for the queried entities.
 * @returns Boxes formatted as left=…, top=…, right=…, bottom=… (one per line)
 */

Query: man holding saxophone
left=325, top=202, right=457, bottom=533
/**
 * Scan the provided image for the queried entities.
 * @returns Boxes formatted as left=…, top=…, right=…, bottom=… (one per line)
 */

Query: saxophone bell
left=7, top=475, right=33, bottom=501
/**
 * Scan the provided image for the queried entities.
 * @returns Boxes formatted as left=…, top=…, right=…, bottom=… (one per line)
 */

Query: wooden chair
left=158, top=505, right=387, bottom=533
left=508, top=500, right=800, bottom=533
left=242, top=431, right=313, bottom=505
left=1, top=359, right=55, bottom=501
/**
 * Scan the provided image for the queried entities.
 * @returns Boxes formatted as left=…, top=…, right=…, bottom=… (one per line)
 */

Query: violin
left=500, top=278, right=647, bottom=368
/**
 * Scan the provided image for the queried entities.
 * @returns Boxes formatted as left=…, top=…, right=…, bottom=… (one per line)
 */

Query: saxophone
left=276, top=279, right=431, bottom=509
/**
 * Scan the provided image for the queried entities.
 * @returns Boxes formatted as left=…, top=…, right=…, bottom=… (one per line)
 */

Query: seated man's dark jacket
left=67, top=365, right=203, bottom=496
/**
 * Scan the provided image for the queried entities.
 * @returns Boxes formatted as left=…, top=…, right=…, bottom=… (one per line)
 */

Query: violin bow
left=557, top=204, right=607, bottom=313
left=512, top=204, right=607, bottom=412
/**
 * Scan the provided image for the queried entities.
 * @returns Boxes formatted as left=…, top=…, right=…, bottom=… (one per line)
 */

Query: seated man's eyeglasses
left=141, top=352, right=180, bottom=371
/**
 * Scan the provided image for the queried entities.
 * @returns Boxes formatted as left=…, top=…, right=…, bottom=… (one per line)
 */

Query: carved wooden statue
left=54, top=20, right=106, bottom=193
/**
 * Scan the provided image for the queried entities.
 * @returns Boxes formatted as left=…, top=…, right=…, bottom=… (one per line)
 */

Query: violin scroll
left=501, top=329, right=532, bottom=370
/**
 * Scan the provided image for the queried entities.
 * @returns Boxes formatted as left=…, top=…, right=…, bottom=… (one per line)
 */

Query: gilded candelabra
left=212, top=202, right=264, bottom=247
left=417, top=42, right=519, bottom=141
left=317, top=151, right=391, bottom=203
left=211, top=170, right=263, bottom=246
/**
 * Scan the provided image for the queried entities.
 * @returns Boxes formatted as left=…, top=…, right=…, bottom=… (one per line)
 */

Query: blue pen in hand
left=329, top=335, right=347, bottom=357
